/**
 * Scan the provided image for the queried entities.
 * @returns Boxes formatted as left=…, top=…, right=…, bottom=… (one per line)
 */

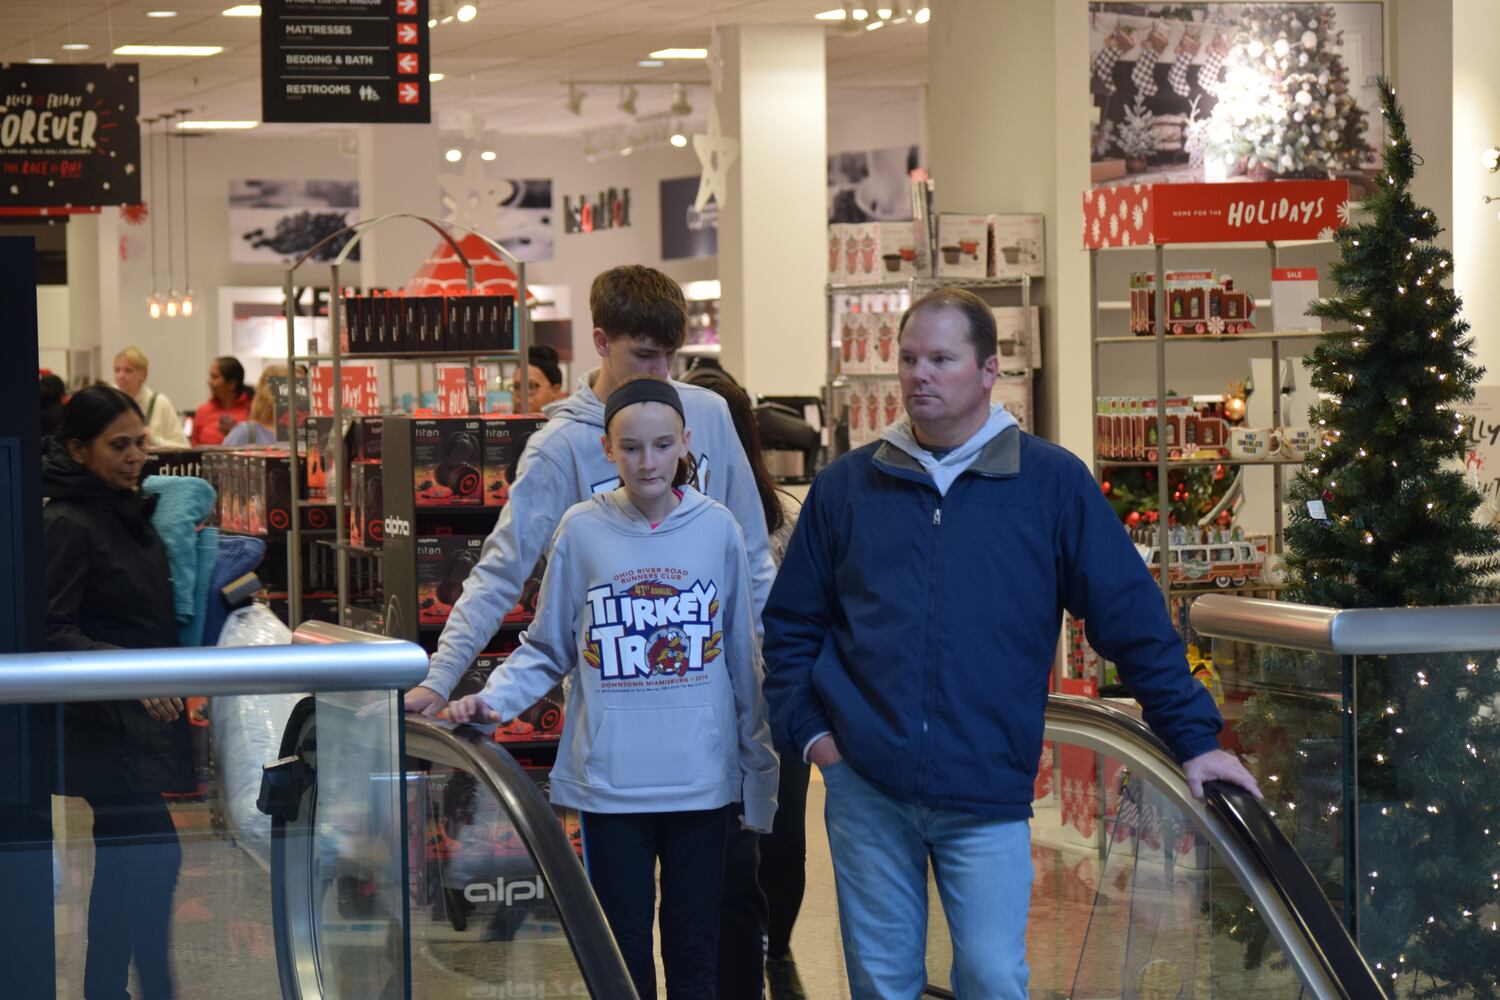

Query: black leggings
left=761, top=755, right=810, bottom=960
left=81, top=791, right=182, bottom=1000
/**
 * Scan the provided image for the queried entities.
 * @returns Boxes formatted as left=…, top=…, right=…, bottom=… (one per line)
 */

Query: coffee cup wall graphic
left=0, top=63, right=141, bottom=209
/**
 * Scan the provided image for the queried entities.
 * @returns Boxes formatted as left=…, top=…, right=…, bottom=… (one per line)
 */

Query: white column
left=715, top=25, right=827, bottom=396
left=1453, top=0, right=1500, bottom=384
left=357, top=124, right=440, bottom=289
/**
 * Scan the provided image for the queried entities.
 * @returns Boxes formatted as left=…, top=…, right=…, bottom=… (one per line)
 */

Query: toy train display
left=1131, top=530, right=1274, bottom=589
left=1131, top=270, right=1256, bottom=335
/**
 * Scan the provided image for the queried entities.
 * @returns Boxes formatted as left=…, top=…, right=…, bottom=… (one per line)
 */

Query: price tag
left=1307, top=500, right=1328, bottom=520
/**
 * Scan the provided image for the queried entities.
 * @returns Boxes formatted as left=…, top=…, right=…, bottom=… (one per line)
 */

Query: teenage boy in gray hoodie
left=405, top=266, right=776, bottom=712
left=447, top=377, right=778, bottom=999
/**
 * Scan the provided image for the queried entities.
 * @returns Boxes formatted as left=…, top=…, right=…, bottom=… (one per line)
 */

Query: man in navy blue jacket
left=762, top=288, right=1260, bottom=999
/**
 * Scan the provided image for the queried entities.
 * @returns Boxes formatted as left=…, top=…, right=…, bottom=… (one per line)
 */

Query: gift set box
left=483, top=415, right=548, bottom=506
left=991, top=376, right=1032, bottom=433
left=348, top=460, right=383, bottom=548
left=828, top=221, right=928, bottom=284
left=1130, top=271, right=1256, bottom=335
left=991, top=306, right=1042, bottom=371
left=411, top=418, right=485, bottom=507
left=202, top=449, right=328, bottom=536
left=990, top=214, right=1046, bottom=279
left=935, top=214, right=992, bottom=278
left=416, top=534, right=486, bottom=624
left=1095, top=396, right=1229, bottom=462
left=846, top=379, right=904, bottom=449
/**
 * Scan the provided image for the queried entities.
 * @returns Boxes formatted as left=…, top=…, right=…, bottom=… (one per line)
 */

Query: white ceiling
left=0, top=1, right=929, bottom=137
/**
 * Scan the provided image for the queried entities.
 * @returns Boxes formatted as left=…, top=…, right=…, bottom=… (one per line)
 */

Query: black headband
left=604, top=378, right=684, bottom=431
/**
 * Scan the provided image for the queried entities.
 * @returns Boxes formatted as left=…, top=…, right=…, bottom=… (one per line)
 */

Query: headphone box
left=416, top=295, right=446, bottom=352
left=482, top=414, right=546, bottom=506
left=447, top=295, right=475, bottom=352
left=449, top=642, right=565, bottom=743
left=413, top=417, right=484, bottom=506
left=353, top=415, right=384, bottom=461
left=349, top=460, right=383, bottom=548
left=416, top=534, right=485, bottom=624
left=474, top=295, right=516, bottom=352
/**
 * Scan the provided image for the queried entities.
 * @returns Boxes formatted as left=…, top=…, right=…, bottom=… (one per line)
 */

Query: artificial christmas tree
left=1204, top=3, right=1368, bottom=181
left=1225, top=79, right=1500, bottom=996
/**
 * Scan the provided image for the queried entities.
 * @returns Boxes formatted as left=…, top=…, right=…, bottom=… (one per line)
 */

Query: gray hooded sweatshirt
left=422, top=372, right=777, bottom=698
left=475, top=487, right=779, bottom=832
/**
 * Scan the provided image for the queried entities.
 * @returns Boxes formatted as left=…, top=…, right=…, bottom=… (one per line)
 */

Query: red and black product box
left=482, top=414, right=547, bottom=506
left=416, top=534, right=485, bottom=624
left=340, top=291, right=360, bottom=354
left=249, top=449, right=329, bottom=534
left=445, top=294, right=474, bottom=352
left=352, top=415, right=384, bottom=461
left=477, top=295, right=516, bottom=352
left=301, top=416, right=338, bottom=500
left=449, top=639, right=566, bottom=744
left=349, top=460, right=383, bottom=548
left=413, top=417, right=484, bottom=506
left=414, top=295, right=444, bottom=352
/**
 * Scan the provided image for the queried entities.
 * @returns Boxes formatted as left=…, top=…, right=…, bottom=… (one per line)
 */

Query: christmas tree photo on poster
left=1087, top=3, right=1383, bottom=191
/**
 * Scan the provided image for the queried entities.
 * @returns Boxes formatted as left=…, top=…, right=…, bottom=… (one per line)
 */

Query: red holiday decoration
left=120, top=203, right=149, bottom=226
left=405, top=232, right=538, bottom=302
left=1082, top=180, right=1349, bottom=249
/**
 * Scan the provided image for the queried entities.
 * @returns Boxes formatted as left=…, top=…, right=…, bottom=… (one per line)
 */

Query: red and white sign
left=396, top=22, right=419, bottom=45
left=1271, top=267, right=1321, bottom=332
left=396, top=0, right=417, bottom=13
left=310, top=364, right=381, bottom=417
left=1081, top=180, right=1349, bottom=249
left=397, top=82, right=420, bottom=105
left=397, top=52, right=419, bottom=75
left=435, top=365, right=487, bottom=416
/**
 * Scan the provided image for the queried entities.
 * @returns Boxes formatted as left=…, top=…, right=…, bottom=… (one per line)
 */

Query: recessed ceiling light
left=914, top=6, right=930, bottom=24
left=877, top=6, right=892, bottom=16
left=480, top=150, right=496, bottom=161
left=177, top=120, right=258, bottom=129
left=428, top=72, right=445, bottom=82
left=445, top=148, right=462, bottom=162
left=61, top=43, right=91, bottom=51
left=113, top=44, right=224, bottom=56
left=439, top=15, right=453, bottom=24
left=814, top=9, right=847, bottom=20
left=222, top=3, right=260, bottom=14
left=638, top=59, right=665, bottom=68
left=670, top=133, right=688, bottom=148
left=865, top=20, right=884, bottom=30
left=455, top=3, right=477, bottom=21
left=851, top=8, right=869, bottom=20
left=28, top=57, right=55, bottom=64
left=648, top=48, right=708, bottom=60
left=145, top=10, right=178, bottom=17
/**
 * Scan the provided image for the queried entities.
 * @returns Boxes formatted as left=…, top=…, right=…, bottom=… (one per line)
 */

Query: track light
left=618, top=83, right=638, bottom=117
left=566, top=82, right=584, bottom=115
left=670, top=83, right=692, bottom=117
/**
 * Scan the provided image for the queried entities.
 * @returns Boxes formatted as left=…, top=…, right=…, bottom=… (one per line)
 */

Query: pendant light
left=163, top=112, right=179, bottom=318
left=145, top=116, right=162, bottom=319
left=176, top=108, right=194, bottom=317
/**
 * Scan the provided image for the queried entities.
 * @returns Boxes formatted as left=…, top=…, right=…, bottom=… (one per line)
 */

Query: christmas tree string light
left=1214, top=78, right=1500, bottom=992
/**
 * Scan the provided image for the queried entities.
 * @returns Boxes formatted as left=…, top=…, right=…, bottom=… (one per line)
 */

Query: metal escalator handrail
left=1190, top=593, right=1500, bottom=654
left=0, top=621, right=427, bottom=703
left=403, top=716, right=640, bottom=1000
left=1044, top=695, right=1387, bottom=1000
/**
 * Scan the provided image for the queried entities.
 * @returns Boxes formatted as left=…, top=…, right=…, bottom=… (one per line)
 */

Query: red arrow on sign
left=397, top=52, right=419, bottom=74
left=396, top=0, right=417, bottom=13
left=397, top=82, right=420, bottom=104
left=396, top=22, right=418, bottom=45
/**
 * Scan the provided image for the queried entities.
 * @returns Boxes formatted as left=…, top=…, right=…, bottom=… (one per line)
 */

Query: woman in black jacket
left=45, top=385, right=190, bottom=1000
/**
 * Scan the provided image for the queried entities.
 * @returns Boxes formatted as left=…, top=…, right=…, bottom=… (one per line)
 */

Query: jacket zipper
left=933, top=507, right=942, bottom=526
left=917, top=495, right=942, bottom=799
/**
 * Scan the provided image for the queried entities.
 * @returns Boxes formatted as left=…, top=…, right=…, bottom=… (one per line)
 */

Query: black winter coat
left=43, top=442, right=194, bottom=797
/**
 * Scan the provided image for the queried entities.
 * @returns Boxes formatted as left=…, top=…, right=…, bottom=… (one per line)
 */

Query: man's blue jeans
left=821, top=760, right=1031, bottom=999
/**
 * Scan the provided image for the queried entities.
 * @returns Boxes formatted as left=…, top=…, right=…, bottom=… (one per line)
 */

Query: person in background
left=224, top=364, right=288, bottom=446
left=113, top=347, right=188, bottom=449
left=192, top=356, right=253, bottom=447
left=682, top=368, right=808, bottom=1000
left=40, top=371, right=66, bottom=440
left=512, top=343, right=568, bottom=411
left=44, top=385, right=192, bottom=1000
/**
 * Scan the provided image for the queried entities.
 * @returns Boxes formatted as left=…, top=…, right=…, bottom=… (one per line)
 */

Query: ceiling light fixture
left=480, top=150, right=496, bottom=161
left=648, top=48, right=708, bottom=59
left=618, top=83, right=639, bottom=116
left=145, top=10, right=178, bottom=17
left=566, top=82, right=584, bottom=115
left=176, top=120, right=258, bottom=129
left=445, top=148, right=462, bottom=162
left=670, top=83, right=692, bottom=117
left=877, top=6, right=893, bottom=16
left=61, top=43, right=91, bottom=51
left=27, top=58, right=55, bottom=64
left=638, top=59, right=665, bottom=67
left=428, top=72, right=445, bottom=82
left=222, top=4, right=261, bottom=14
left=851, top=7, right=869, bottom=20
left=670, top=133, right=688, bottom=148
left=866, top=20, right=885, bottom=30
left=113, top=44, right=224, bottom=56
left=814, top=8, right=847, bottom=20
left=428, top=17, right=437, bottom=26
left=456, top=2, right=477, bottom=22
left=914, top=6, right=930, bottom=24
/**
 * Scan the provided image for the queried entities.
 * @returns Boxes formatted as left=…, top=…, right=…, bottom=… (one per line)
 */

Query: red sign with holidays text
left=1082, top=180, right=1349, bottom=249
left=310, top=364, right=380, bottom=416
left=435, top=365, right=486, bottom=416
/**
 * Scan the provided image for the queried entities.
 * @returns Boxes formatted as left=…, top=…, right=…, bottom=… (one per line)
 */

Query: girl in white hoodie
left=447, top=376, right=778, bottom=1000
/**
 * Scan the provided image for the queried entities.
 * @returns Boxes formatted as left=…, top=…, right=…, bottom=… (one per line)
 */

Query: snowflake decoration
left=1317, top=226, right=1337, bottom=241
left=124, top=163, right=135, bottom=176
left=85, top=82, right=94, bottom=94
left=1133, top=204, right=1146, bottom=231
left=1117, top=199, right=1129, bottom=220
left=1109, top=213, right=1120, bottom=239
left=1091, top=217, right=1101, bottom=243
left=1122, top=230, right=1132, bottom=246
left=1337, top=200, right=1359, bottom=225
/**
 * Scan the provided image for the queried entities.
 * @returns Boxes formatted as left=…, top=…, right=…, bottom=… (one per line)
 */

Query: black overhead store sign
left=261, top=0, right=430, bottom=124
left=0, top=63, right=141, bottom=209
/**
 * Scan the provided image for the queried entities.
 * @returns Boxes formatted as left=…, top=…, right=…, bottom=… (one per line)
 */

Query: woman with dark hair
left=44, top=384, right=189, bottom=1000
left=191, top=355, right=252, bottom=446
left=511, top=344, right=567, bottom=410
left=682, top=367, right=808, bottom=1000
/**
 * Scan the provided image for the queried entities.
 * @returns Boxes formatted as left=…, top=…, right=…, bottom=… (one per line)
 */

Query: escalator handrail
left=1043, top=694, right=1387, bottom=1000
left=1190, top=593, right=1500, bottom=655
left=403, top=716, right=640, bottom=1000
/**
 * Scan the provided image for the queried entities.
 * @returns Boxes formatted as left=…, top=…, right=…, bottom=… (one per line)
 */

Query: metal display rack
left=824, top=273, right=1037, bottom=457
left=1089, top=239, right=1332, bottom=605
left=282, top=213, right=533, bottom=628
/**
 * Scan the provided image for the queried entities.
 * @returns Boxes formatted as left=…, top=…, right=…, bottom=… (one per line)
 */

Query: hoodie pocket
left=586, top=703, right=726, bottom=790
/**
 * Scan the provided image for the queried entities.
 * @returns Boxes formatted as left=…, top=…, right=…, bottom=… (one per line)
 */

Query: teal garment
left=184, top=526, right=220, bottom=646
left=140, top=475, right=218, bottom=644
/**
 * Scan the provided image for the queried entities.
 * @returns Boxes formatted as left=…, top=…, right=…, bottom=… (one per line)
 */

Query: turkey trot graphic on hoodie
left=583, top=573, right=722, bottom=685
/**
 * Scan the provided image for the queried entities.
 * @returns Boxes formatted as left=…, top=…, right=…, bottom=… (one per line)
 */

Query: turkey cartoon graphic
left=582, top=579, right=723, bottom=685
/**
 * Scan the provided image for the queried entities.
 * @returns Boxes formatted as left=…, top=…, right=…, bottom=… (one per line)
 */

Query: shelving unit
left=824, top=273, right=1037, bottom=456
left=281, top=213, right=533, bottom=629
left=1089, top=239, right=1333, bottom=605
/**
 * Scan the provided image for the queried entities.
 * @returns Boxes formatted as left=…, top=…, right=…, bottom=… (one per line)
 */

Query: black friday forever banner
left=0, top=63, right=141, bottom=209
